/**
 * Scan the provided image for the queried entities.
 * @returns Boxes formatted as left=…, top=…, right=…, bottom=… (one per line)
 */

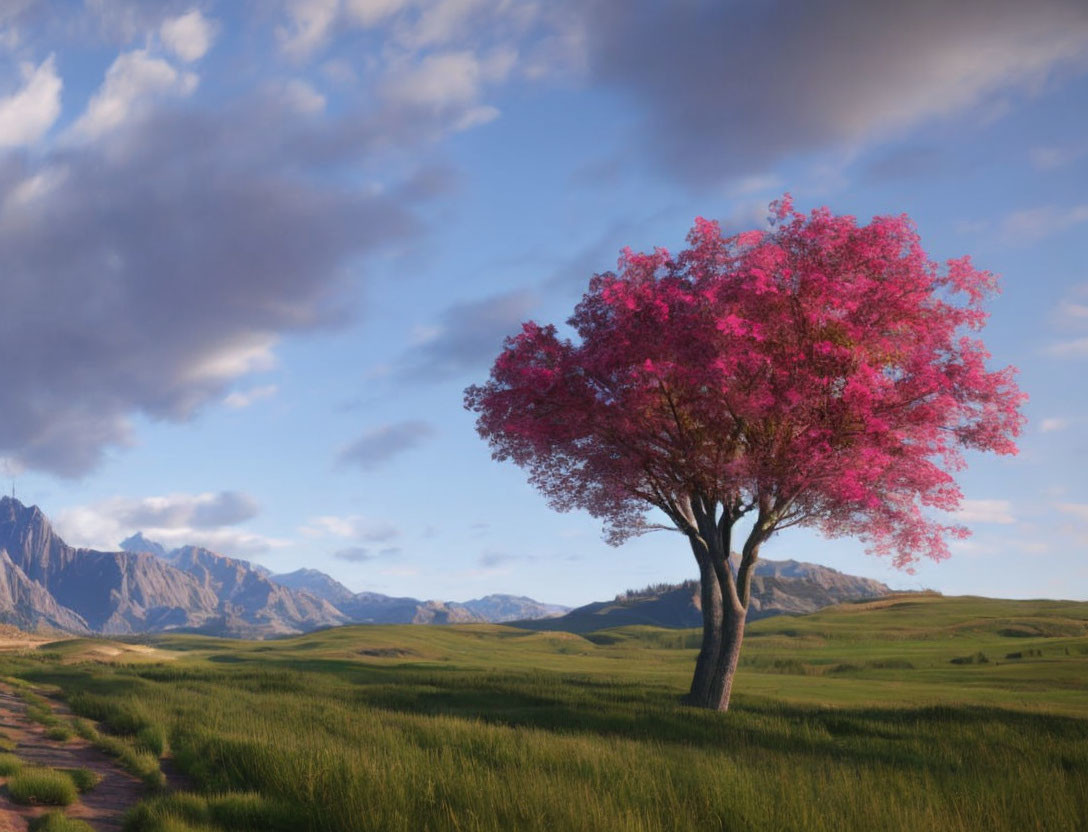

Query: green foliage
left=26, top=704, right=60, bottom=727
left=136, top=724, right=168, bottom=757
left=28, top=813, right=96, bottom=832
left=950, top=651, right=990, bottom=665
left=0, top=751, right=23, bottom=776
left=62, top=767, right=103, bottom=792
left=45, top=724, right=73, bottom=741
left=1, top=594, right=1085, bottom=831
left=59, top=710, right=165, bottom=789
left=0, top=731, right=16, bottom=751
left=7, top=767, right=79, bottom=805
left=123, top=792, right=304, bottom=832
left=1004, top=649, right=1042, bottom=660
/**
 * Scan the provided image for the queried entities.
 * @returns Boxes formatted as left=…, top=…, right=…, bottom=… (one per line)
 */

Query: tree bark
left=708, top=598, right=746, bottom=711
left=685, top=546, right=722, bottom=706
left=685, top=520, right=762, bottom=711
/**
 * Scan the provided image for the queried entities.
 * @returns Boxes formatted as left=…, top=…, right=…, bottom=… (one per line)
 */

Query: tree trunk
left=708, top=599, right=746, bottom=711
left=685, top=550, right=722, bottom=706
left=686, top=532, right=760, bottom=712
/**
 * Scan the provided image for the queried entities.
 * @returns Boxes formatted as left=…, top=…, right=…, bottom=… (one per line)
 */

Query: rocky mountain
left=0, top=497, right=343, bottom=637
left=266, top=575, right=570, bottom=625
left=270, top=568, right=355, bottom=607
left=462, top=594, right=570, bottom=623
left=512, top=558, right=891, bottom=633
left=119, top=532, right=167, bottom=559
left=1, top=497, right=883, bottom=638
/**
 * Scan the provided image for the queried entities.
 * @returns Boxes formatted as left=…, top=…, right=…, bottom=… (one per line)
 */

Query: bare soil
left=0, top=686, right=145, bottom=831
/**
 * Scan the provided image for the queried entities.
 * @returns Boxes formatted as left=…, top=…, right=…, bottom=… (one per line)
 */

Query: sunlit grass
left=8, top=767, right=79, bottom=805
left=0, top=594, right=1083, bottom=831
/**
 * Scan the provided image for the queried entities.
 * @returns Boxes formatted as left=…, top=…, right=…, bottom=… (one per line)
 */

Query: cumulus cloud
left=578, top=0, right=1088, bottom=184
left=0, top=82, right=423, bottom=475
left=224, top=385, right=279, bottom=410
left=396, top=289, right=536, bottom=381
left=302, top=514, right=400, bottom=541
left=99, top=491, right=259, bottom=529
left=69, top=49, right=198, bottom=141
left=279, top=0, right=341, bottom=58
left=337, top=421, right=436, bottom=469
left=381, top=47, right=515, bottom=110
left=160, top=9, right=217, bottom=62
left=954, top=499, right=1016, bottom=525
left=334, top=544, right=402, bottom=562
left=53, top=491, right=284, bottom=557
left=0, top=55, right=61, bottom=148
left=333, top=546, right=375, bottom=562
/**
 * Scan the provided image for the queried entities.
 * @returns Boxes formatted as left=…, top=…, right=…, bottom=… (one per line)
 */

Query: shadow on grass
left=13, top=654, right=1088, bottom=779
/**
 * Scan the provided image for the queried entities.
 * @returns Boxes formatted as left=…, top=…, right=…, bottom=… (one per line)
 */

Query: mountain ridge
left=512, top=559, right=892, bottom=633
left=0, top=497, right=894, bottom=637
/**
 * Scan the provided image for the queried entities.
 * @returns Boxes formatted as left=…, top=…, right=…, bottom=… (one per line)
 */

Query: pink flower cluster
left=466, top=199, right=1026, bottom=569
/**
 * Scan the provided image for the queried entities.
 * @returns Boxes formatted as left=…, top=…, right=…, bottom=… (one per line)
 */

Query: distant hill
left=1, top=496, right=889, bottom=638
left=0, top=497, right=567, bottom=637
left=512, top=558, right=891, bottom=633
left=462, top=594, right=570, bottom=623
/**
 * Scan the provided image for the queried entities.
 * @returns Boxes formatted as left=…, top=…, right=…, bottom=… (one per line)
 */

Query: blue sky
left=1, top=0, right=1086, bottom=606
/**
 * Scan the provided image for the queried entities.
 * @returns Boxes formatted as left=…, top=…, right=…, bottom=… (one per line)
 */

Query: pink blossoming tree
left=465, top=198, right=1026, bottom=711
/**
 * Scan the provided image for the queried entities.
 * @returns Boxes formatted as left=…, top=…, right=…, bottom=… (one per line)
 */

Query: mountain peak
left=120, top=532, right=168, bottom=558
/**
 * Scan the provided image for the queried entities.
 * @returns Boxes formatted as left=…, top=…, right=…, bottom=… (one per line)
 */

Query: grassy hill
left=0, top=594, right=1084, bottom=831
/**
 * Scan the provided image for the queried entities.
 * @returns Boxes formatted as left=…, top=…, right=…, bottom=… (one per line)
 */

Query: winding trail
left=0, top=685, right=145, bottom=831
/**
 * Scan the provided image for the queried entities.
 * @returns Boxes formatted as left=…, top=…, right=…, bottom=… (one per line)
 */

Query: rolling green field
left=2, top=594, right=1086, bottom=832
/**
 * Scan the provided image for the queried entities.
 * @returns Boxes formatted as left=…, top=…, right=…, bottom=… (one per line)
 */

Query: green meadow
left=2, top=594, right=1086, bottom=832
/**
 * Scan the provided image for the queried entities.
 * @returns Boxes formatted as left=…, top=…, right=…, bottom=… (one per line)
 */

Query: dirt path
left=0, top=686, right=146, bottom=831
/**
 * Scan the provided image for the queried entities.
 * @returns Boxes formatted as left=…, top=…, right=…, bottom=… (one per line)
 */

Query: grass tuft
left=136, top=724, right=168, bottom=758
left=8, top=767, right=79, bottom=805
left=45, top=725, right=73, bottom=742
left=28, top=813, right=96, bottom=832
left=62, top=767, right=103, bottom=793
left=0, top=751, right=23, bottom=776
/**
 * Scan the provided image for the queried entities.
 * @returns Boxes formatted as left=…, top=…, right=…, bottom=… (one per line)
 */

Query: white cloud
left=279, top=0, right=340, bottom=59
left=453, top=104, right=499, bottom=130
left=1057, top=503, right=1088, bottom=522
left=345, top=0, right=409, bottom=27
left=1045, top=337, right=1088, bottom=358
left=382, top=48, right=514, bottom=109
left=1000, top=204, right=1088, bottom=242
left=1058, top=299, right=1088, bottom=320
left=70, top=50, right=198, bottom=141
left=160, top=9, right=218, bottom=63
left=301, top=514, right=401, bottom=541
left=186, top=335, right=278, bottom=383
left=0, top=56, right=62, bottom=149
left=954, top=499, right=1016, bottom=525
left=280, top=78, right=326, bottom=114
left=1040, top=417, right=1070, bottom=433
left=54, top=491, right=284, bottom=557
left=223, top=384, right=279, bottom=410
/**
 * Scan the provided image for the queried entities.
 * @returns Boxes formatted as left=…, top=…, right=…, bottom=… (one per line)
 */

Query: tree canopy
left=466, top=197, right=1025, bottom=709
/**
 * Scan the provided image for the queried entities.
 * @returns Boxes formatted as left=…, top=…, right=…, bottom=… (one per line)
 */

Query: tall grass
left=8, top=767, right=79, bottom=805
left=1, top=594, right=1084, bottom=832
